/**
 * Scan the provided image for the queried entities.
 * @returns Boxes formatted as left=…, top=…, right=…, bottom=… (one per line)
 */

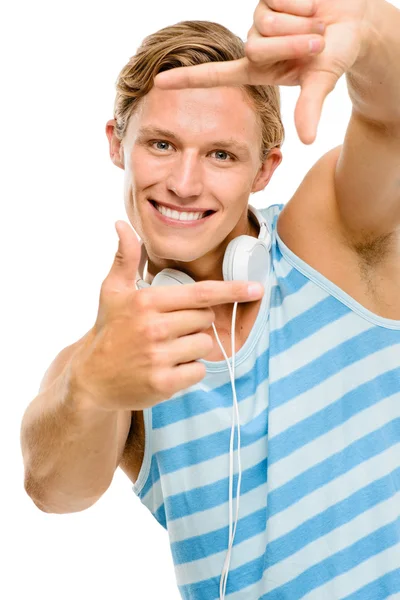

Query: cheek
left=130, top=149, right=161, bottom=190
left=209, top=167, right=255, bottom=199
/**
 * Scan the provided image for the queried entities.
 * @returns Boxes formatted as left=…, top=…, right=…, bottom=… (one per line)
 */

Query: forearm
left=21, top=361, right=124, bottom=514
left=346, top=0, right=400, bottom=125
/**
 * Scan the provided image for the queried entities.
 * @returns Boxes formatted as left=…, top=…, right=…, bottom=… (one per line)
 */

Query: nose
left=166, top=152, right=203, bottom=199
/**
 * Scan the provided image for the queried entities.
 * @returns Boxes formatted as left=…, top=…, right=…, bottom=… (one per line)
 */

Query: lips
left=149, top=200, right=215, bottom=216
left=148, top=199, right=216, bottom=227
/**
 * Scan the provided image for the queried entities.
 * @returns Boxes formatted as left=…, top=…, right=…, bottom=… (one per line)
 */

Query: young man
left=21, top=0, right=400, bottom=598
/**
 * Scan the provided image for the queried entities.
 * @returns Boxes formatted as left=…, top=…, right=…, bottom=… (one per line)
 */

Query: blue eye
left=153, top=141, right=171, bottom=151
left=212, top=150, right=232, bottom=161
left=149, top=142, right=234, bottom=161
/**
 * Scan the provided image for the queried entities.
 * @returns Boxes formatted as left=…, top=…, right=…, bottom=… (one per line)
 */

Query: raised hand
left=154, top=0, right=371, bottom=144
left=71, top=220, right=264, bottom=411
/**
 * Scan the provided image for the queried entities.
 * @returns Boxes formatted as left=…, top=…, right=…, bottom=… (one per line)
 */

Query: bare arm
left=20, top=329, right=132, bottom=514
left=20, top=215, right=263, bottom=513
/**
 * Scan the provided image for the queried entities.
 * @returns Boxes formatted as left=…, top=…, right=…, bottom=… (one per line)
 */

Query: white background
left=2, top=0, right=398, bottom=598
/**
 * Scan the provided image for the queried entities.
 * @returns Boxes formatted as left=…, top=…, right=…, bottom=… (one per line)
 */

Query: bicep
left=334, top=110, right=400, bottom=245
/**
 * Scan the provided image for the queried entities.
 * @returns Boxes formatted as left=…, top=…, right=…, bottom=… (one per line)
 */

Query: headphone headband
left=247, top=204, right=270, bottom=244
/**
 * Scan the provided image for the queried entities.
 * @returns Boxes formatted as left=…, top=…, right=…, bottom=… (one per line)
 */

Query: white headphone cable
left=212, top=301, right=242, bottom=600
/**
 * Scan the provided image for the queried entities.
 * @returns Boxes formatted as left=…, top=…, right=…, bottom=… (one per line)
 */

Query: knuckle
left=291, top=37, right=307, bottom=57
left=143, top=343, right=158, bottom=365
left=196, top=362, right=207, bottom=380
left=247, top=23, right=257, bottom=39
left=261, top=14, right=277, bottom=35
left=199, top=333, right=214, bottom=353
left=112, top=249, right=124, bottom=269
left=206, top=308, right=216, bottom=324
left=245, top=39, right=261, bottom=63
left=267, top=0, right=283, bottom=11
left=149, top=370, right=163, bottom=394
left=194, top=283, right=212, bottom=306
left=151, top=370, right=173, bottom=397
left=205, top=64, right=221, bottom=88
left=329, top=56, right=348, bottom=78
left=233, top=281, right=248, bottom=297
left=143, top=318, right=168, bottom=342
left=100, top=279, right=116, bottom=299
left=134, top=288, right=152, bottom=309
left=311, top=18, right=323, bottom=33
left=163, top=373, right=177, bottom=397
left=190, top=361, right=207, bottom=385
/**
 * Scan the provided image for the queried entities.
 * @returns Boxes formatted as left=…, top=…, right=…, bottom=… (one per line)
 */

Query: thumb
left=105, top=220, right=142, bottom=290
left=295, top=70, right=338, bottom=144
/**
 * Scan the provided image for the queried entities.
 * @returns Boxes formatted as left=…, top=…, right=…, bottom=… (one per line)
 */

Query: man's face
left=111, top=85, right=280, bottom=280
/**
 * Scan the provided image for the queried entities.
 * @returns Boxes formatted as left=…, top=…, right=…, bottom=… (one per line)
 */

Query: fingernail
left=248, top=283, right=264, bottom=298
left=309, top=38, right=323, bottom=53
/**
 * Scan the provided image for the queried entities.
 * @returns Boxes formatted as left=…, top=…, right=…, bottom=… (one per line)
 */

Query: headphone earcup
left=151, top=268, right=196, bottom=287
left=223, top=235, right=271, bottom=285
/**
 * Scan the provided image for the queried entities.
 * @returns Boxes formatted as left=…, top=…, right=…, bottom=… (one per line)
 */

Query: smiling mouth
left=149, top=200, right=215, bottom=221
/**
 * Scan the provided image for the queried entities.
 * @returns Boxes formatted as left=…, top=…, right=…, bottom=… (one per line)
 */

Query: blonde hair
left=114, top=20, right=284, bottom=161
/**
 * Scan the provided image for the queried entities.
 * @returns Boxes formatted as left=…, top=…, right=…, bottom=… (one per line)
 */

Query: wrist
left=352, top=0, right=385, bottom=66
left=66, top=332, right=110, bottom=414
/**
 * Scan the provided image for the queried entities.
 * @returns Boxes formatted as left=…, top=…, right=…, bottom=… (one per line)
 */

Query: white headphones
left=136, top=204, right=271, bottom=288
left=135, top=205, right=272, bottom=598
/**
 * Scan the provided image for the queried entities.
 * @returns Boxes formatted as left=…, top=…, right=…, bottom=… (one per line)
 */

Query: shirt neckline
left=199, top=284, right=269, bottom=373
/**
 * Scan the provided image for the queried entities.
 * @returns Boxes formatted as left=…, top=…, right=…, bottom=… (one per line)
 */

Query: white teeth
left=154, top=202, right=205, bottom=221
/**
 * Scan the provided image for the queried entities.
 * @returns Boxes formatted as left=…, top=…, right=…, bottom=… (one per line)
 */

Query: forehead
left=126, top=86, right=260, bottom=144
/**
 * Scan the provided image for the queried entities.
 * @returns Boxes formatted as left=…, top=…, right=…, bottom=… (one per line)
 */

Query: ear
left=105, top=119, right=125, bottom=170
left=251, top=148, right=282, bottom=193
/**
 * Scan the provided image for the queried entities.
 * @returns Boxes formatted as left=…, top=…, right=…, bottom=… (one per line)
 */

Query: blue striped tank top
left=132, top=203, right=400, bottom=599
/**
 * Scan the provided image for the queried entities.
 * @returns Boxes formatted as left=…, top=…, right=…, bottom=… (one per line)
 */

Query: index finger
left=265, top=0, right=317, bottom=18
left=145, top=279, right=264, bottom=312
left=153, top=58, right=250, bottom=90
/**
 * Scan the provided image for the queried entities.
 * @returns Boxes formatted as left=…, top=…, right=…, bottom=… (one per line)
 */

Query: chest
left=203, top=300, right=262, bottom=362
left=147, top=371, right=400, bottom=598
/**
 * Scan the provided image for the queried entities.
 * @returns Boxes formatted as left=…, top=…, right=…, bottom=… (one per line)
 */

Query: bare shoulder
left=276, top=145, right=355, bottom=280
left=277, top=145, right=344, bottom=252
left=119, top=410, right=145, bottom=485
left=276, top=145, right=400, bottom=319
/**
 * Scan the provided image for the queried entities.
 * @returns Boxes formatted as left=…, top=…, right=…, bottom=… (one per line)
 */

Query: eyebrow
left=136, top=126, right=251, bottom=157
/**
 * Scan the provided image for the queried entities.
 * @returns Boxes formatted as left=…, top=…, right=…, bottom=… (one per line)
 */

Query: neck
left=142, top=210, right=260, bottom=285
